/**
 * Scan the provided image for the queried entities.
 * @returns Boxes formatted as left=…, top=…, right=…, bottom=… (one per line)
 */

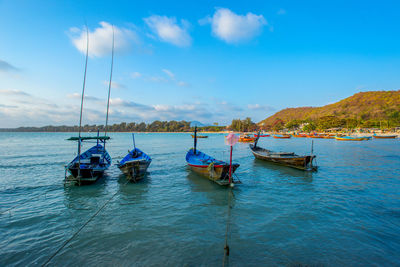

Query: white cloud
left=144, top=15, right=191, bottom=47
left=201, top=8, right=267, bottom=43
left=177, top=81, right=189, bottom=87
left=133, top=69, right=189, bottom=87
left=131, top=72, right=142, bottom=78
left=0, top=89, right=31, bottom=96
left=102, top=80, right=125, bottom=89
left=277, top=8, right=286, bottom=15
left=247, top=104, right=274, bottom=112
left=162, top=69, right=175, bottom=80
left=69, top=21, right=139, bottom=57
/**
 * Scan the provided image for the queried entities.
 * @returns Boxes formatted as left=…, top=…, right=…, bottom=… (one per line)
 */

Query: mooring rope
left=0, top=187, right=59, bottom=216
left=42, top=180, right=130, bottom=266
left=222, top=188, right=234, bottom=267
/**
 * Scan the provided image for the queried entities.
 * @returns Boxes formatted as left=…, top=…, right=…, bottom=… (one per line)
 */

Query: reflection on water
left=252, top=158, right=314, bottom=182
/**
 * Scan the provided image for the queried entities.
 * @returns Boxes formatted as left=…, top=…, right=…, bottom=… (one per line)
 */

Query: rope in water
left=42, top=179, right=130, bottom=266
left=222, top=188, right=234, bottom=267
left=0, top=187, right=59, bottom=216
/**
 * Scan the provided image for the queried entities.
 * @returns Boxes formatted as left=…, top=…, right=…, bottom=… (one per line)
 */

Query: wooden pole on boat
left=132, top=133, right=136, bottom=150
left=254, top=130, right=261, bottom=148
left=311, top=140, right=314, bottom=155
left=104, top=25, right=114, bottom=149
left=77, top=24, right=90, bottom=177
left=194, top=126, right=197, bottom=155
left=229, top=146, right=232, bottom=184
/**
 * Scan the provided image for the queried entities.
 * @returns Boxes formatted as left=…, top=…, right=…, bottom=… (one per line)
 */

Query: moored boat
left=66, top=135, right=112, bottom=184
left=191, top=134, right=208, bottom=138
left=250, top=144, right=316, bottom=171
left=65, top=28, right=114, bottom=185
left=186, top=127, right=240, bottom=186
left=273, top=134, right=291, bottom=139
left=117, top=134, right=152, bottom=182
left=335, top=136, right=371, bottom=141
left=254, top=134, right=270, bottom=137
left=238, top=134, right=256, bottom=142
left=373, top=134, right=397, bottom=139
left=186, top=149, right=240, bottom=185
left=292, top=133, right=307, bottom=138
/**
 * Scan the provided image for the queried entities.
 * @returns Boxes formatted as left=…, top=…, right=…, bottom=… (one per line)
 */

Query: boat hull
left=373, top=135, right=397, bottom=139
left=118, top=160, right=151, bottom=181
left=335, top=136, right=371, bottom=141
left=292, top=134, right=307, bottom=138
left=254, top=134, right=270, bottom=137
left=250, top=144, right=316, bottom=171
left=191, top=134, right=208, bottom=138
left=188, top=163, right=239, bottom=184
left=238, top=138, right=255, bottom=142
left=117, top=148, right=152, bottom=181
left=273, top=135, right=291, bottom=139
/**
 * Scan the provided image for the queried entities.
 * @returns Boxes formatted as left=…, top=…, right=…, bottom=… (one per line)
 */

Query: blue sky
left=1, top=0, right=400, bottom=127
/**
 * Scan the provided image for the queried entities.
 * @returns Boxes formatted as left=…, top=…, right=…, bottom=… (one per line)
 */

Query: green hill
left=259, top=90, right=400, bottom=128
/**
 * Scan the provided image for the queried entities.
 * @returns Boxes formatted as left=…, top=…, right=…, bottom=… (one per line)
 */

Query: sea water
left=0, top=132, right=399, bottom=266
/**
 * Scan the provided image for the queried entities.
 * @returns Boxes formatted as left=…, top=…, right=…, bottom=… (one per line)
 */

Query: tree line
left=0, top=120, right=227, bottom=132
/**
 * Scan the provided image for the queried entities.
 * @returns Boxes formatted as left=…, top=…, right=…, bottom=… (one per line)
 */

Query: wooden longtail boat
left=191, top=134, right=208, bottom=138
left=186, top=149, right=240, bottom=185
left=273, top=134, right=291, bottom=139
left=250, top=132, right=317, bottom=171
left=65, top=28, right=114, bottom=185
left=250, top=144, right=317, bottom=171
left=373, top=135, right=397, bottom=139
left=117, top=134, right=151, bottom=182
left=335, top=136, right=371, bottom=141
left=186, top=127, right=240, bottom=186
left=238, top=134, right=256, bottom=142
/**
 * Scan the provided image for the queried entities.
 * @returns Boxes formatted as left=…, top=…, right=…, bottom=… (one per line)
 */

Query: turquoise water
left=0, top=132, right=399, bottom=266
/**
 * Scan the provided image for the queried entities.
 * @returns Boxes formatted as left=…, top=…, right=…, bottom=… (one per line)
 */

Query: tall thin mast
left=104, top=26, right=114, bottom=140
left=78, top=25, right=89, bottom=172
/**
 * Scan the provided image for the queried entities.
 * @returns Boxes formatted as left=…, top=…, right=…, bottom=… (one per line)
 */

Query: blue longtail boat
left=185, top=127, right=240, bottom=186
left=65, top=26, right=114, bottom=185
left=66, top=134, right=112, bottom=184
left=117, top=133, right=152, bottom=182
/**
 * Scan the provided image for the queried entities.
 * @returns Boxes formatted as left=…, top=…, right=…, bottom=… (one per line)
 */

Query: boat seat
left=90, top=156, right=100, bottom=164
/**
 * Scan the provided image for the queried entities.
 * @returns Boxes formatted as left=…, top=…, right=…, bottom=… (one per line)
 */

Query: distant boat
left=292, top=133, right=307, bottom=138
left=273, top=134, right=291, bottom=139
left=311, top=135, right=325, bottom=138
left=254, top=134, right=270, bottom=138
left=191, top=134, right=208, bottom=138
left=238, top=134, right=256, bottom=142
left=118, top=134, right=151, bottom=182
left=186, top=127, right=240, bottom=186
left=335, top=136, right=371, bottom=141
left=373, top=134, right=397, bottom=139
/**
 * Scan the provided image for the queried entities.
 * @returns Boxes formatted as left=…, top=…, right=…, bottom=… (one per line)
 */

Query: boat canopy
left=67, top=136, right=111, bottom=141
